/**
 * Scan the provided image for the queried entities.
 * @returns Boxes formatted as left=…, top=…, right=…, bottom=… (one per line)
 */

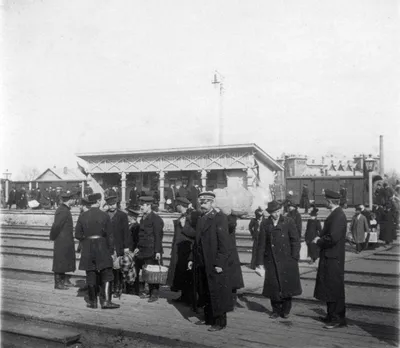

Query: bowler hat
left=310, top=207, right=319, bottom=216
left=266, top=200, right=282, bottom=213
left=61, top=191, right=74, bottom=199
left=88, top=193, right=101, bottom=203
left=324, top=189, right=340, bottom=200
left=176, top=197, right=191, bottom=207
left=126, top=207, right=140, bottom=217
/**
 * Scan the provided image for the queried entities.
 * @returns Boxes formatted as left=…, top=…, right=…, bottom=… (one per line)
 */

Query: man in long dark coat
left=189, top=191, right=233, bottom=332
left=256, top=200, right=302, bottom=319
left=133, top=196, right=164, bottom=302
left=167, top=197, right=197, bottom=305
left=104, top=195, right=132, bottom=299
left=286, top=202, right=303, bottom=240
left=7, top=187, right=16, bottom=209
left=75, top=193, right=120, bottom=309
left=312, top=189, right=347, bottom=329
left=227, top=213, right=245, bottom=306
left=300, top=184, right=310, bottom=214
left=50, top=191, right=76, bottom=290
left=129, top=185, right=139, bottom=209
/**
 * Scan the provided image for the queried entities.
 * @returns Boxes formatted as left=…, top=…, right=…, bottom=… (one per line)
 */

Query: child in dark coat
left=305, top=207, right=322, bottom=263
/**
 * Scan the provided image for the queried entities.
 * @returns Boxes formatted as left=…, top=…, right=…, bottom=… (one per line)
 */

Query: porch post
left=28, top=181, right=32, bottom=191
left=246, top=167, right=255, bottom=189
left=159, top=170, right=165, bottom=211
left=5, top=180, right=9, bottom=203
left=120, top=172, right=127, bottom=209
left=36, top=182, right=39, bottom=189
left=201, top=170, right=207, bottom=191
left=81, top=181, right=85, bottom=198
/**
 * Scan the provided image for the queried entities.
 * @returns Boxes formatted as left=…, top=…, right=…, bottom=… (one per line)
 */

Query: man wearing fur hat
left=50, top=191, right=76, bottom=290
left=312, top=189, right=347, bottom=329
left=256, top=200, right=302, bottom=319
left=75, top=193, right=120, bottom=309
left=104, top=195, right=132, bottom=299
left=188, top=191, right=233, bottom=331
left=133, top=196, right=164, bottom=302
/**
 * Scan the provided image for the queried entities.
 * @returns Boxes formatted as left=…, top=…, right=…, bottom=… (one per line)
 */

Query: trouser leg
left=327, top=301, right=346, bottom=322
left=281, top=297, right=292, bottom=316
left=99, top=268, right=119, bottom=309
left=270, top=300, right=282, bottom=314
left=86, top=271, right=98, bottom=308
left=54, top=273, right=68, bottom=290
left=113, top=269, right=122, bottom=298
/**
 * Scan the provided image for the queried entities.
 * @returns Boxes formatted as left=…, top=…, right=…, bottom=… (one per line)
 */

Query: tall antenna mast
left=212, top=70, right=224, bottom=145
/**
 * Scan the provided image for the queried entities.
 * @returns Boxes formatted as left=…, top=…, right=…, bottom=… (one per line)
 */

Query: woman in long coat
left=249, top=209, right=263, bottom=269
left=256, top=201, right=302, bottom=319
left=50, top=192, right=76, bottom=289
left=305, top=207, right=322, bottom=262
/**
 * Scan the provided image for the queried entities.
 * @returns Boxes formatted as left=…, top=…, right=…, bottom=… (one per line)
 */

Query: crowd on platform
left=47, top=180, right=400, bottom=333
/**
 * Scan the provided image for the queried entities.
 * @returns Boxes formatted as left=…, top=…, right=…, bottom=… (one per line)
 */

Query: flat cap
left=88, top=193, right=102, bottom=202
left=176, top=197, right=191, bottom=207
left=324, top=189, right=341, bottom=200
left=105, top=196, right=118, bottom=205
left=139, top=196, right=154, bottom=203
left=126, top=207, right=140, bottom=217
left=61, top=191, right=74, bottom=199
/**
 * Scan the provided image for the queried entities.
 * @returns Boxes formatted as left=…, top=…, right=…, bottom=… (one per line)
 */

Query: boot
left=87, top=286, right=98, bottom=309
left=63, top=274, right=73, bottom=287
left=54, top=273, right=68, bottom=290
left=101, top=282, right=120, bottom=309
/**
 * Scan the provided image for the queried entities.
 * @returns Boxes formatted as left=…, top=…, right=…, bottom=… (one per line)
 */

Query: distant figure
left=50, top=191, right=76, bottom=290
left=129, top=185, right=139, bottom=209
left=7, top=187, right=16, bottom=209
left=283, top=191, right=294, bottom=213
left=49, top=187, right=57, bottom=209
left=287, top=202, right=303, bottom=240
left=305, top=207, right=322, bottom=263
left=188, top=185, right=199, bottom=209
left=350, top=205, right=369, bottom=253
left=178, top=183, right=189, bottom=199
left=166, top=184, right=177, bottom=212
left=339, top=185, right=347, bottom=209
left=300, top=184, right=310, bottom=214
left=248, top=208, right=263, bottom=270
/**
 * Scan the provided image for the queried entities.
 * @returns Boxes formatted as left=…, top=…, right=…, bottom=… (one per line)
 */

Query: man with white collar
left=188, top=191, right=233, bottom=332
left=312, top=189, right=347, bottom=329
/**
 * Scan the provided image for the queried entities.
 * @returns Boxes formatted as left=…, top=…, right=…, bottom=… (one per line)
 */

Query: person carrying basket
left=133, top=196, right=165, bottom=303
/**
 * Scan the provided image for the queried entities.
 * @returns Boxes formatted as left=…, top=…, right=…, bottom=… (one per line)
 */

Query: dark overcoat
left=314, top=207, right=347, bottom=302
left=305, top=218, right=322, bottom=260
left=136, top=211, right=164, bottom=259
left=300, top=187, right=310, bottom=209
left=256, top=215, right=302, bottom=300
left=50, top=203, right=76, bottom=273
left=167, top=213, right=195, bottom=289
left=130, top=221, right=140, bottom=251
left=227, top=214, right=244, bottom=290
left=7, top=190, right=16, bottom=205
left=249, top=217, right=262, bottom=269
left=75, top=207, right=114, bottom=271
left=108, top=210, right=132, bottom=256
left=287, top=210, right=302, bottom=239
left=194, top=209, right=234, bottom=316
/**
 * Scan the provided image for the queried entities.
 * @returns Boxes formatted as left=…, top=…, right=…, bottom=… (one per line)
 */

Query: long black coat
left=108, top=210, right=132, bottom=256
left=300, top=187, right=310, bottom=209
left=256, top=215, right=302, bottom=300
left=193, top=209, right=234, bottom=316
left=7, top=190, right=16, bottom=205
left=227, top=215, right=244, bottom=290
left=167, top=213, right=196, bottom=290
left=249, top=217, right=262, bottom=269
left=136, top=211, right=164, bottom=259
left=287, top=210, right=302, bottom=239
left=314, top=207, right=347, bottom=302
left=305, top=218, right=322, bottom=261
left=50, top=204, right=76, bottom=273
left=75, top=207, right=114, bottom=271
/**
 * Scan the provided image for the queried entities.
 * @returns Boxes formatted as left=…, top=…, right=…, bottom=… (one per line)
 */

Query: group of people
left=6, top=185, right=89, bottom=210
left=49, top=182, right=358, bottom=332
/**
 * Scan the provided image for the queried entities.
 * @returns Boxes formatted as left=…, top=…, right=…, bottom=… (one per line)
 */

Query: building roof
left=76, top=143, right=284, bottom=172
left=35, top=167, right=86, bottom=182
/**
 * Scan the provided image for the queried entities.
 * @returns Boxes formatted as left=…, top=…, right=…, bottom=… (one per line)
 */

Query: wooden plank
left=1, top=315, right=81, bottom=345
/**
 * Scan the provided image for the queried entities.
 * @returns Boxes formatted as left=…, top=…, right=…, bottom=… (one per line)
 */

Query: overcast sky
left=1, top=0, right=399, bottom=180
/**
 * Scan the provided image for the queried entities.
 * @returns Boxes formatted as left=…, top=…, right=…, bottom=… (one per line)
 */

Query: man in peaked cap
left=133, top=196, right=164, bottom=302
left=104, top=195, right=132, bottom=299
left=167, top=196, right=198, bottom=306
left=75, top=193, right=120, bottom=309
left=300, top=184, right=310, bottom=214
left=50, top=191, right=76, bottom=290
left=188, top=191, right=233, bottom=331
left=312, top=189, right=347, bottom=329
left=256, top=200, right=302, bottom=320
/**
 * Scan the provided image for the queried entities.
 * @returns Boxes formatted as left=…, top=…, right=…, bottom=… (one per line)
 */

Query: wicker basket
left=142, top=264, right=168, bottom=285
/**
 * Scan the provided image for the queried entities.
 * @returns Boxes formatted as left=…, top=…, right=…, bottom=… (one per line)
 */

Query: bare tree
left=385, top=169, right=400, bottom=188
left=20, top=166, right=41, bottom=181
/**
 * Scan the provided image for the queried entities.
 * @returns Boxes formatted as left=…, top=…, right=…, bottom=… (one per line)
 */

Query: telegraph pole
left=212, top=70, right=224, bottom=145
